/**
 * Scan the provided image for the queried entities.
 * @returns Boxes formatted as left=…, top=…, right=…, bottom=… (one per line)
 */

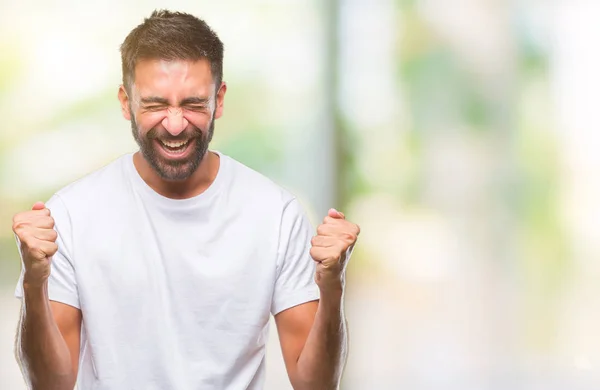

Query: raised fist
left=310, top=208, right=360, bottom=292
left=12, top=202, right=58, bottom=287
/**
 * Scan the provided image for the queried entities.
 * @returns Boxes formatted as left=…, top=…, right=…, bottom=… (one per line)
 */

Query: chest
left=73, top=207, right=279, bottom=317
left=70, top=204, right=278, bottom=384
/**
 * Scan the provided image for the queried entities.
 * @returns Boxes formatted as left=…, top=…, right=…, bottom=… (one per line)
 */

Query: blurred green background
left=2, top=0, right=600, bottom=389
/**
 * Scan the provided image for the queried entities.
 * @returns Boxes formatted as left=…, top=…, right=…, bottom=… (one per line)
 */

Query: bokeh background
left=2, top=0, right=600, bottom=389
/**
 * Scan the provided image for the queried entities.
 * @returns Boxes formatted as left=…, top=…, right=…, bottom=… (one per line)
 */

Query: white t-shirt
left=14, top=151, right=320, bottom=390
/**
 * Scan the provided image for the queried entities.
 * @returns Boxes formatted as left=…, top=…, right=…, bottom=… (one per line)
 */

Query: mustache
left=146, top=126, right=203, bottom=142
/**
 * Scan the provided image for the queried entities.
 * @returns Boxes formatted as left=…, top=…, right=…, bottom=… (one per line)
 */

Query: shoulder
left=48, top=153, right=132, bottom=213
left=218, top=151, right=298, bottom=208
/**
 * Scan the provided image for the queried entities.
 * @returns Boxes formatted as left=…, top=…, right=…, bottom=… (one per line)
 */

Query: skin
left=14, top=58, right=360, bottom=390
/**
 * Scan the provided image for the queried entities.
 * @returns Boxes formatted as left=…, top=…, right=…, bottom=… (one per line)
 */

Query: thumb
left=328, top=208, right=345, bottom=219
left=31, top=201, right=46, bottom=211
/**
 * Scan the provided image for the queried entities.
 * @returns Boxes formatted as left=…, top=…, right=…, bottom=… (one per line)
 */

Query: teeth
left=161, top=140, right=188, bottom=148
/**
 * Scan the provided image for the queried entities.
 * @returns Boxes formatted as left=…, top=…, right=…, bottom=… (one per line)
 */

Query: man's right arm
left=17, top=285, right=82, bottom=390
left=13, top=201, right=82, bottom=390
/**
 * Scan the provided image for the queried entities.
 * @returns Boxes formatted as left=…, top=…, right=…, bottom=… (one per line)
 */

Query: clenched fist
left=12, top=202, right=58, bottom=288
left=310, top=208, right=360, bottom=291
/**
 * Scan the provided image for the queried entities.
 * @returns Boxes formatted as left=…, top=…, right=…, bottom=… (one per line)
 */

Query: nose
left=161, top=107, right=189, bottom=136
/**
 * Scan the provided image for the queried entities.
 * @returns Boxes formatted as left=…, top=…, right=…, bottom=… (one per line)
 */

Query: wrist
left=317, top=271, right=345, bottom=293
left=318, top=282, right=344, bottom=301
left=22, top=279, right=48, bottom=299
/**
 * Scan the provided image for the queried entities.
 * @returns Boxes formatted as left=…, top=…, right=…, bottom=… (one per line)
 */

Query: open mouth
left=156, top=139, right=193, bottom=157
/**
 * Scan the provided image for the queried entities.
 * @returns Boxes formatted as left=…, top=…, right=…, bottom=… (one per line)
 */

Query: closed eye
left=185, top=105, right=208, bottom=112
left=144, top=105, right=166, bottom=112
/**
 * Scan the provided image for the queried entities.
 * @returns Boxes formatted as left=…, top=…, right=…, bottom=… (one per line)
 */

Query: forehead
left=132, top=58, right=215, bottom=98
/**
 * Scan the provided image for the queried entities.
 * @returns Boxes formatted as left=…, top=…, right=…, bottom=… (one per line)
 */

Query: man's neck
left=132, top=151, right=220, bottom=200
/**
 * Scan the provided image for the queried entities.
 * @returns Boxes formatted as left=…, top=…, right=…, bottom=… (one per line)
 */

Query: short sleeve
left=271, top=198, right=320, bottom=316
left=14, top=194, right=80, bottom=309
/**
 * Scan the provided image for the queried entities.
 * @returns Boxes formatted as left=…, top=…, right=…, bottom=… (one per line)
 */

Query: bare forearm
left=295, top=288, right=347, bottom=390
left=18, top=283, right=75, bottom=390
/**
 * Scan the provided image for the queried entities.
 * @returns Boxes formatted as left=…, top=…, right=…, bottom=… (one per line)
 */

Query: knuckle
left=33, top=249, right=47, bottom=260
left=343, top=232, right=357, bottom=242
left=48, top=243, right=59, bottom=255
left=316, top=225, right=326, bottom=235
left=20, top=235, right=34, bottom=249
left=26, top=247, right=44, bottom=261
left=12, top=218, right=26, bottom=233
left=27, top=243, right=44, bottom=258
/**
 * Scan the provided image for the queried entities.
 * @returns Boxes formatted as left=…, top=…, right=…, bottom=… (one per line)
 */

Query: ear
left=214, top=82, right=227, bottom=120
left=118, top=85, right=132, bottom=121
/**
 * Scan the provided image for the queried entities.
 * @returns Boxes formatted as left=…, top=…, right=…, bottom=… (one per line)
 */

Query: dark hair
left=120, top=9, right=224, bottom=93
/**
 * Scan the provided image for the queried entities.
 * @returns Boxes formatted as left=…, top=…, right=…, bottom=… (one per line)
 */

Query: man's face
left=119, top=59, right=225, bottom=181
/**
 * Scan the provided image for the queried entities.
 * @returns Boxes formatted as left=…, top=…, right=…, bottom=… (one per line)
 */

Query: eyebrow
left=140, top=96, right=210, bottom=106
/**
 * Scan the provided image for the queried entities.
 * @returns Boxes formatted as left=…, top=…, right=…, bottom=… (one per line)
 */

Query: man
left=11, top=9, right=359, bottom=390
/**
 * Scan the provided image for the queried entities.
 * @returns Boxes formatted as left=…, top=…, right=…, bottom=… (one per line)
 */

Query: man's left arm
left=275, top=208, right=359, bottom=390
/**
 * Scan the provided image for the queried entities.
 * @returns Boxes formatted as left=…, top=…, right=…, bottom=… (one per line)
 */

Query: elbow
left=293, top=382, right=340, bottom=390
left=22, top=358, right=76, bottom=390
left=30, top=373, right=77, bottom=390
left=291, top=373, right=340, bottom=390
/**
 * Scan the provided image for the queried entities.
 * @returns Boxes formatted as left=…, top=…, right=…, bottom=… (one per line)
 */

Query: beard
left=131, top=114, right=215, bottom=181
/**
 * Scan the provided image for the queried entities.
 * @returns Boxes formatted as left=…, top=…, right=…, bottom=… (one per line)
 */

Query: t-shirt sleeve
left=271, top=197, right=320, bottom=316
left=14, top=194, right=80, bottom=309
